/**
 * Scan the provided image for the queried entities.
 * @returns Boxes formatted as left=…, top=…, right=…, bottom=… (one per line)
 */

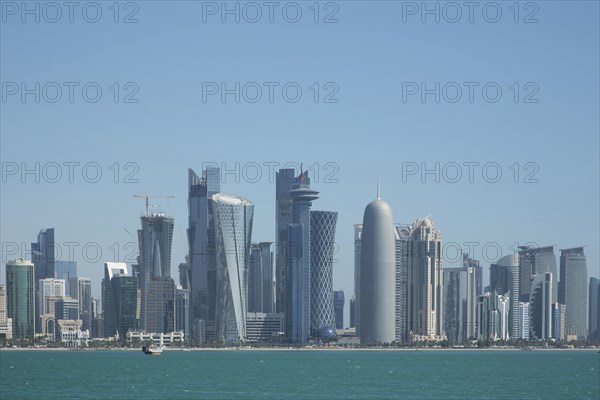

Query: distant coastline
left=1, top=346, right=598, bottom=352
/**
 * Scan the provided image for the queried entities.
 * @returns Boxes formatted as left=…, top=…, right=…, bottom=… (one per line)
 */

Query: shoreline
left=1, top=347, right=597, bottom=352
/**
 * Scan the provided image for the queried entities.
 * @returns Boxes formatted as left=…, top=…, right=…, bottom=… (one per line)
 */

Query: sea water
left=0, top=349, right=598, bottom=399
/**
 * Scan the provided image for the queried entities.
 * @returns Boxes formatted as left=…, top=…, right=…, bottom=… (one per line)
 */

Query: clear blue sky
left=1, top=1, right=598, bottom=325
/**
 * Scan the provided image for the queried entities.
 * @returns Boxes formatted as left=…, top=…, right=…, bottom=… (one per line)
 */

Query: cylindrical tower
left=359, top=193, right=396, bottom=344
left=310, top=210, right=338, bottom=339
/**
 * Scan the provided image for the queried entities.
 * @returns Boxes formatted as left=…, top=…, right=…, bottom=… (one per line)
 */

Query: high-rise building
left=490, top=254, right=520, bottom=339
left=529, top=272, right=553, bottom=340
left=38, top=278, right=65, bottom=319
left=475, top=290, right=510, bottom=341
left=333, top=290, right=345, bottom=330
left=6, top=259, right=36, bottom=339
left=559, top=247, right=588, bottom=340
left=91, top=297, right=101, bottom=319
left=310, top=210, right=338, bottom=339
left=518, top=302, right=530, bottom=339
left=407, top=218, right=444, bottom=341
left=179, top=260, right=190, bottom=290
left=248, top=242, right=274, bottom=314
left=553, top=303, right=566, bottom=341
left=463, top=254, right=482, bottom=340
left=146, top=276, right=176, bottom=334
left=0, top=284, right=13, bottom=341
left=212, top=192, right=254, bottom=343
left=286, top=171, right=318, bottom=343
left=394, top=224, right=411, bottom=343
left=55, top=261, right=77, bottom=296
left=519, top=246, right=557, bottom=304
left=32, top=228, right=55, bottom=285
left=275, top=168, right=298, bottom=316
left=138, top=212, right=174, bottom=331
left=353, top=224, right=362, bottom=336
left=176, top=287, right=190, bottom=339
left=359, top=188, right=396, bottom=345
left=32, top=228, right=55, bottom=332
left=188, top=167, right=220, bottom=344
left=443, top=268, right=464, bottom=342
left=589, top=278, right=600, bottom=342
left=349, top=298, right=356, bottom=328
left=70, top=278, right=92, bottom=331
left=102, top=262, right=139, bottom=338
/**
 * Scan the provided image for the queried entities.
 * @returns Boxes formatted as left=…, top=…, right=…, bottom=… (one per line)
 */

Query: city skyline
left=1, top=169, right=598, bottom=330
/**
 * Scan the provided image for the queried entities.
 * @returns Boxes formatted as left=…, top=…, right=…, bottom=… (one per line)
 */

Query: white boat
left=142, top=346, right=163, bottom=355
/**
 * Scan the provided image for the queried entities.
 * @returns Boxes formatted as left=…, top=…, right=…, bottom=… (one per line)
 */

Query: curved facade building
left=212, top=193, right=254, bottom=343
left=529, top=272, right=552, bottom=340
left=310, top=210, right=338, bottom=339
left=359, top=194, right=396, bottom=344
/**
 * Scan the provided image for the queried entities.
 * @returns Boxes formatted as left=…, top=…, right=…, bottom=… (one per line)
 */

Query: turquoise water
left=0, top=350, right=598, bottom=399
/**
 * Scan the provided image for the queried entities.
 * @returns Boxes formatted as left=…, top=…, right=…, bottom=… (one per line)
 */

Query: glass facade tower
left=559, top=247, right=588, bottom=340
left=212, top=193, right=254, bottom=343
left=6, top=259, right=36, bottom=339
left=188, top=167, right=220, bottom=344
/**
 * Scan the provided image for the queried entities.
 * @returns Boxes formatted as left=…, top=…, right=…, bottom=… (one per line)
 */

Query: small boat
left=142, top=346, right=163, bottom=355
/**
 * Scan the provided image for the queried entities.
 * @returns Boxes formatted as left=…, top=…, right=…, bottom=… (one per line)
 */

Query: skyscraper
left=310, top=210, right=338, bottom=339
left=589, top=278, right=600, bottom=342
left=353, top=224, right=362, bottom=336
left=518, top=301, right=530, bottom=339
left=275, top=168, right=298, bottom=316
left=349, top=298, right=356, bottom=328
left=6, top=259, right=36, bottom=339
left=519, top=246, right=557, bottom=304
left=212, top=192, right=254, bottom=343
left=333, top=290, right=345, bottom=330
left=102, top=262, right=139, bottom=338
left=55, top=261, right=77, bottom=296
left=32, top=228, right=54, bottom=332
left=464, top=254, right=481, bottom=339
left=559, top=247, right=588, bottom=340
left=32, top=228, right=55, bottom=285
left=490, top=254, right=520, bottom=339
left=394, top=224, right=411, bottom=343
left=176, top=287, right=190, bottom=339
left=248, top=242, right=274, bottom=314
left=529, top=272, right=553, bottom=340
left=359, top=188, right=396, bottom=345
left=188, top=166, right=220, bottom=344
left=475, top=290, right=509, bottom=341
left=38, top=278, right=66, bottom=317
left=443, top=268, right=464, bottom=342
left=286, top=171, right=318, bottom=343
left=553, top=303, right=566, bottom=341
left=146, top=276, right=176, bottom=334
left=70, top=278, right=92, bottom=331
left=138, top=212, right=174, bottom=331
left=407, top=218, right=444, bottom=341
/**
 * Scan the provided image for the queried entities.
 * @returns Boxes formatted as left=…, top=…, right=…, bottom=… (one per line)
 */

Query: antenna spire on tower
left=377, top=179, right=381, bottom=199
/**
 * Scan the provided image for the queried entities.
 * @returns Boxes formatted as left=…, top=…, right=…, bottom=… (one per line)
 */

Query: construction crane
left=133, top=193, right=174, bottom=216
